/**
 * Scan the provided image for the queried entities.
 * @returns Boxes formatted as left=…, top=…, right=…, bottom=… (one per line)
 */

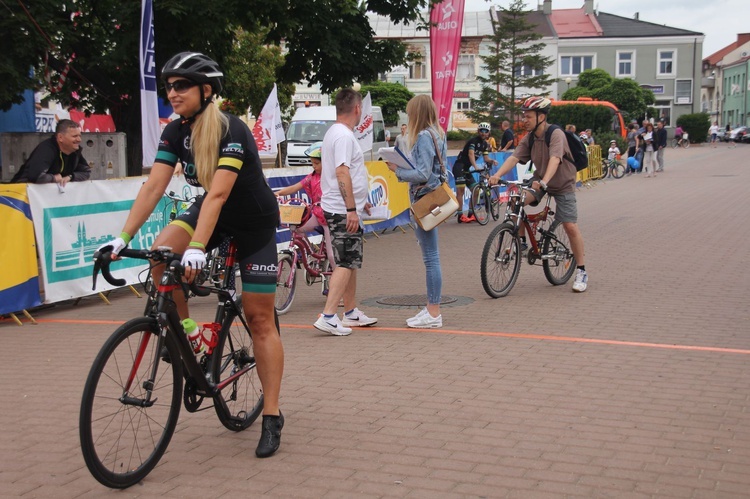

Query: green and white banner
left=27, top=177, right=198, bottom=303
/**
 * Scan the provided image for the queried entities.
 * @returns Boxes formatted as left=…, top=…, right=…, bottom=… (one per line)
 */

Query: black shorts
left=171, top=197, right=278, bottom=293
left=452, top=162, right=478, bottom=188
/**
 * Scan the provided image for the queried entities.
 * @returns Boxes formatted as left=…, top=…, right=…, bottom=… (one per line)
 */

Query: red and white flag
left=252, top=84, right=285, bottom=157
left=430, top=0, right=465, bottom=131
left=354, top=92, right=373, bottom=152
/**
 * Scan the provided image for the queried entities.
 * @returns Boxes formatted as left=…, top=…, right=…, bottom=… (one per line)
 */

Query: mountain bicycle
left=275, top=202, right=332, bottom=315
left=469, top=167, right=503, bottom=225
left=480, top=179, right=576, bottom=298
left=80, top=241, right=264, bottom=489
left=601, top=158, right=626, bottom=179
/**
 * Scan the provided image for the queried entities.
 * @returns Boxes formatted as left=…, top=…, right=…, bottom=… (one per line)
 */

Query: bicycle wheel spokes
left=612, top=162, right=626, bottom=179
left=480, top=223, right=522, bottom=298
left=472, top=184, right=489, bottom=225
left=542, top=222, right=577, bottom=285
left=80, top=318, right=182, bottom=489
left=211, top=312, right=263, bottom=431
left=490, top=188, right=502, bottom=220
left=274, top=253, right=296, bottom=315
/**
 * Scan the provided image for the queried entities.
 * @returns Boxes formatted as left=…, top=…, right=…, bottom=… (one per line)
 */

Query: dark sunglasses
left=164, top=80, right=198, bottom=94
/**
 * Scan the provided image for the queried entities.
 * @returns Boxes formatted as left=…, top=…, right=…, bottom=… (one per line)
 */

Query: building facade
left=702, top=34, right=750, bottom=128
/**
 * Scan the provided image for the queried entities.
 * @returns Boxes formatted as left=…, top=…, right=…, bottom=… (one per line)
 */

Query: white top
left=710, top=125, right=719, bottom=134
left=607, top=146, right=620, bottom=160
left=321, top=123, right=369, bottom=215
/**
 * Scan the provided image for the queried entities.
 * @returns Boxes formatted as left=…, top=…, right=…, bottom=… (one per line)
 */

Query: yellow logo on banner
left=0, top=185, right=39, bottom=302
left=364, top=161, right=410, bottom=223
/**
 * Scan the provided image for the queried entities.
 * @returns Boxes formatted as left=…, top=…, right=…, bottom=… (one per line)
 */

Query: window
left=560, top=55, right=594, bottom=76
left=653, top=100, right=672, bottom=126
left=409, top=60, right=427, bottom=80
left=616, top=51, right=635, bottom=77
left=456, top=101, right=471, bottom=110
left=658, top=50, right=676, bottom=77
left=457, top=54, right=475, bottom=80
left=514, top=65, right=542, bottom=77
left=675, top=79, right=693, bottom=104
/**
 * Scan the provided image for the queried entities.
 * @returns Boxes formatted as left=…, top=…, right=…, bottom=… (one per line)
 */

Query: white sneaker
left=572, top=269, right=588, bottom=293
left=406, top=308, right=429, bottom=326
left=407, top=312, right=442, bottom=329
left=341, top=308, right=378, bottom=327
left=313, top=314, right=352, bottom=336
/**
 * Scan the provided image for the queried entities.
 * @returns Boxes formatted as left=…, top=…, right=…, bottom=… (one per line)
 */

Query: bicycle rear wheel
left=600, top=162, right=610, bottom=179
left=210, top=308, right=264, bottom=431
left=80, top=317, right=182, bottom=489
left=611, top=162, right=626, bottom=179
left=671, top=138, right=678, bottom=149
left=542, top=221, right=577, bottom=285
left=471, top=184, right=490, bottom=225
left=480, top=222, right=522, bottom=298
left=274, top=252, right=296, bottom=315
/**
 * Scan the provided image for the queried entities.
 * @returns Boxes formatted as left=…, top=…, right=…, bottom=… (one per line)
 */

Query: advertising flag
left=139, top=0, right=160, bottom=166
left=252, top=84, right=284, bottom=157
left=430, top=0, right=465, bottom=131
left=354, top=92, right=374, bottom=152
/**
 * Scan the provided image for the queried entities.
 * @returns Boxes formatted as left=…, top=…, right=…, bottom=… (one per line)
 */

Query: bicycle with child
left=275, top=202, right=332, bottom=315
left=480, top=179, right=576, bottom=298
left=80, top=241, right=265, bottom=488
left=469, top=165, right=503, bottom=225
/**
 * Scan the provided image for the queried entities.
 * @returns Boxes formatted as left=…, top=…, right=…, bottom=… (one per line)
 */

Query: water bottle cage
left=200, top=323, right=221, bottom=355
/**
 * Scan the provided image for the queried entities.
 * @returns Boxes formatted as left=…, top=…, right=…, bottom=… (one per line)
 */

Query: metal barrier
left=576, top=144, right=603, bottom=184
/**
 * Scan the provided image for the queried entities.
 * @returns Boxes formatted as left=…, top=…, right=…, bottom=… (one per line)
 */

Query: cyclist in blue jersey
left=452, top=122, right=498, bottom=223
left=98, top=52, right=285, bottom=457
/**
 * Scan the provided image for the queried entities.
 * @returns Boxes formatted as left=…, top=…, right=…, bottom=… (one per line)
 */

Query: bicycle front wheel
left=210, top=308, right=264, bottom=431
left=480, top=222, right=522, bottom=298
left=274, top=252, right=296, bottom=315
left=542, top=221, right=577, bottom=285
left=682, top=139, right=690, bottom=149
left=80, top=317, right=182, bottom=489
left=611, top=162, right=626, bottom=179
left=471, top=184, right=490, bottom=225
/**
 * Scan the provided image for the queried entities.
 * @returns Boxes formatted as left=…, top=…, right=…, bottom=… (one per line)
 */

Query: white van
left=285, top=105, right=387, bottom=167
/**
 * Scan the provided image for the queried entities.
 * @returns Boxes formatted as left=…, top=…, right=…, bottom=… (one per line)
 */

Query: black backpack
left=529, top=124, right=589, bottom=171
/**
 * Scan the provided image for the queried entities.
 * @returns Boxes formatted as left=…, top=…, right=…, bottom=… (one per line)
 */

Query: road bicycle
left=80, top=241, right=264, bottom=488
left=480, top=179, right=576, bottom=298
left=469, top=166, right=503, bottom=225
left=600, top=158, right=626, bottom=179
left=671, top=133, right=690, bottom=149
left=275, top=202, right=332, bottom=315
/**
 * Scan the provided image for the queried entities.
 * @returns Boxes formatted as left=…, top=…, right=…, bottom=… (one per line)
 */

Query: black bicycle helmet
left=161, top=52, right=224, bottom=95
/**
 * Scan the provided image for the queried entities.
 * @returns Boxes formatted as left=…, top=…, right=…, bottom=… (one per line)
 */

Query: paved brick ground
left=2, top=143, right=750, bottom=498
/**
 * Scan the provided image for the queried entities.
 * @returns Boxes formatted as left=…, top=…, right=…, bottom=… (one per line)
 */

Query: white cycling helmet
left=478, top=122, right=491, bottom=132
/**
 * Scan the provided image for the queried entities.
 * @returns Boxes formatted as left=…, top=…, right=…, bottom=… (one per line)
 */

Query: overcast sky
left=463, top=0, right=747, bottom=57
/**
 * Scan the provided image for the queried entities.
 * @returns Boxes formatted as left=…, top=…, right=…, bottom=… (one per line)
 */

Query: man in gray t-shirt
left=394, top=124, right=408, bottom=151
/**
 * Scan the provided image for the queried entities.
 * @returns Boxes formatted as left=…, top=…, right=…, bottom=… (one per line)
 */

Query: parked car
left=739, top=130, right=750, bottom=144
left=728, top=126, right=748, bottom=142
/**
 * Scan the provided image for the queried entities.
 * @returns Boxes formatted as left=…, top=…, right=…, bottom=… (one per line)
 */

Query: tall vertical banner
left=354, top=92, right=374, bottom=152
left=430, top=0, right=465, bottom=131
left=252, top=84, right=285, bottom=157
left=139, top=0, right=160, bottom=167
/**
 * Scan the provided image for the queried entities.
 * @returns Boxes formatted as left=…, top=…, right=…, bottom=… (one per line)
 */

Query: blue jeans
left=413, top=218, right=442, bottom=305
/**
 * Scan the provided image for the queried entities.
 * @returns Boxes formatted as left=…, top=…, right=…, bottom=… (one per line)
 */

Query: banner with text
left=139, top=0, right=160, bottom=166
left=430, top=0, right=465, bottom=131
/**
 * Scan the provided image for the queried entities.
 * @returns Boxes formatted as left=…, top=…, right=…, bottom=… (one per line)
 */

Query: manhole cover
left=376, top=294, right=458, bottom=306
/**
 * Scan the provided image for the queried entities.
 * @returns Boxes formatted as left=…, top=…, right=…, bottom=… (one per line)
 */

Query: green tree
left=359, top=81, right=414, bottom=125
left=222, top=28, right=295, bottom=120
left=562, top=69, right=654, bottom=120
left=4, top=0, right=429, bottom=174
left=467, top=0, right=554, bottom=128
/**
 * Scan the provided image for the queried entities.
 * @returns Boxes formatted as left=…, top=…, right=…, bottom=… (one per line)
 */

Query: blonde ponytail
left=191, top=101, right=228, bottom=191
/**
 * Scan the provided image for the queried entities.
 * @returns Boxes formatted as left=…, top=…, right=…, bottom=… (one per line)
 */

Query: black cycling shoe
left=255, top=411, right=284, bottom=458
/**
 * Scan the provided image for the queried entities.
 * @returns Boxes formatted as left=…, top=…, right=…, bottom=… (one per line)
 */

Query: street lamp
left=565, top=77, right=572, bottom=91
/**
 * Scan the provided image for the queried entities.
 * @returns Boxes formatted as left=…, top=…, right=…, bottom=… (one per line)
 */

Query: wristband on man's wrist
left=346, top=207, right=357, bottom=213
left=188, top=241, right=206, bottom=250
left=119, top=232, right=132, bottom=245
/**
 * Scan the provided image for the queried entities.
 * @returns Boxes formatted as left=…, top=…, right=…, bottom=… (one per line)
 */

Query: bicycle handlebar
left=92, top=246, right=210, bottom=297
left=165, top=190, right=197, bottom=204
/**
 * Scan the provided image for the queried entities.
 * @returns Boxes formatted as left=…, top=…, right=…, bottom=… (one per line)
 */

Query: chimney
left=543, top=0, right=552, bottom=15
left=584, top=0, right=594, bottom=15
left=633, top=12, right=639, bottom=20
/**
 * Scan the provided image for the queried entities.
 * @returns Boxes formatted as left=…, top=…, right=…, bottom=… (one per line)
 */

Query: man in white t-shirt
left=314, top=88, right=378, bottom=336
left=709, top=121, right=719, bottom=147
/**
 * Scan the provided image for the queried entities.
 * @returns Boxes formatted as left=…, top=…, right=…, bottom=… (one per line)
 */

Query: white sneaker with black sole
left=313, top=314, right=352, bottom=336
left=341, top=308, right=378, bottom=327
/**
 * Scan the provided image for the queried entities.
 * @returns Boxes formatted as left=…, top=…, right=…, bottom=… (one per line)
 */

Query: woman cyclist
left=274, top=142, right=335, bottom=269
left=98, top=52, right=285, bottom=458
